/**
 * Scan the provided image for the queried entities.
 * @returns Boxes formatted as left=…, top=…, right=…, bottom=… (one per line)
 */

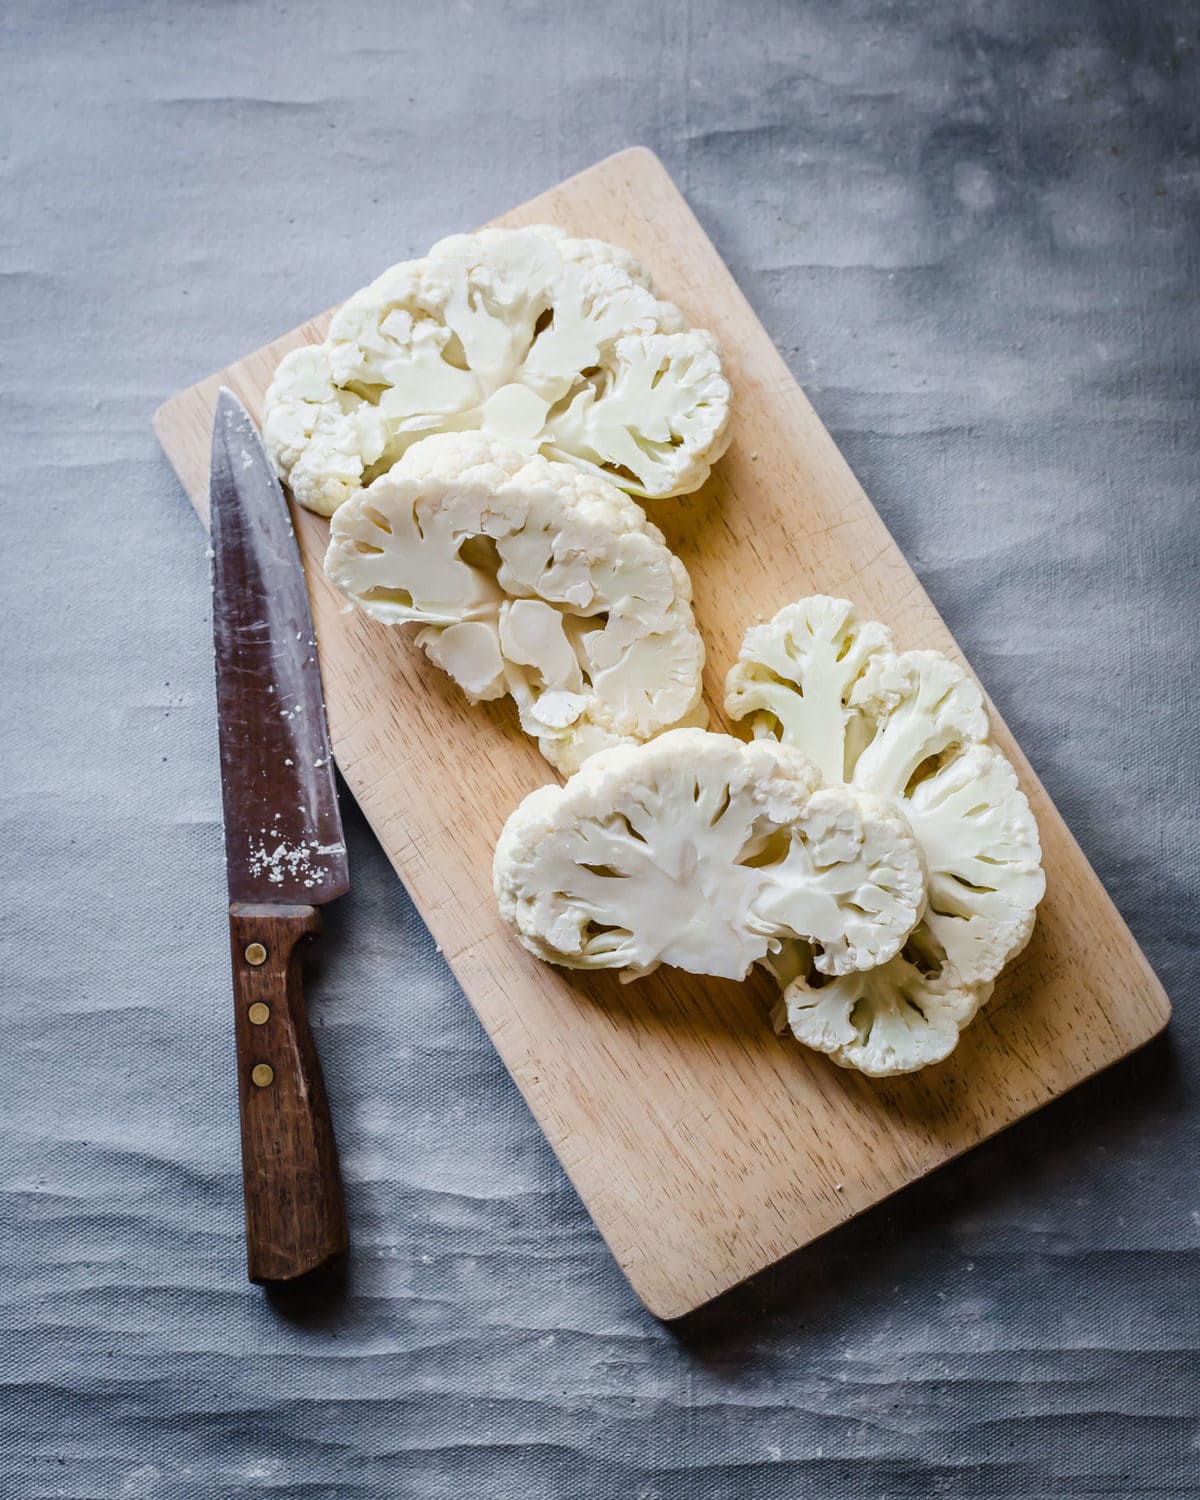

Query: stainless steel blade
left=210, top=389, right=349, bottom=905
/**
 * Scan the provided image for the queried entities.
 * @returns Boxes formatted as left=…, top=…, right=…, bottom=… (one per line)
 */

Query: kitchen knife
left=210, top=388, right=350, bottom=1285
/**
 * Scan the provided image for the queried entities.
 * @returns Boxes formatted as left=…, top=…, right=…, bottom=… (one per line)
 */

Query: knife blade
left=210, top=387, right=349, bottom=1285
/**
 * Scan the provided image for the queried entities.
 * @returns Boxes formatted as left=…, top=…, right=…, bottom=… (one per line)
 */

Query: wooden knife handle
left=228, top=903, right=349, bottom=1284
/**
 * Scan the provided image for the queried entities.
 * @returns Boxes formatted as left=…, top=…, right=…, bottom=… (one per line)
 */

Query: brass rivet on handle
left=248, top=1002, right=270, bottom=1026
left=244, top=942, right=267, bottom=966
left=251, top=1063, right=274, bottom=1088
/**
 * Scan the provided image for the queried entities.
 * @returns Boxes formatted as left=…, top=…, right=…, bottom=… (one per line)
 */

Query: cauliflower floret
left=325, top=433, right=705, bottom=773
left=264, top=225, right=731, bottom=515
left=726, top=595, right=1045, bottom=1075
left=849, top=650, right=991, bottom=798
left=907, top=743, right=1044, bottom=986
left=494, top=729, right=924, bottom=983
left=766, top=929, right=991, bottom=1077
left=726, top=595, right=894, bottom=782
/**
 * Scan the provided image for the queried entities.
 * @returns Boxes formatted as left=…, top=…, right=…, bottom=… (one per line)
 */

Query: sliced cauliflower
left=326, top=433, right=705, bottom=774
left=726, top=596, right=1045, bottom=1075
left=725, top=594, right=895, bottom=783
left=493, top=729, right=924, bottom=983
left=264, top=225, right=732, bottom=515
left=765, top=930, right=992, bottom=1077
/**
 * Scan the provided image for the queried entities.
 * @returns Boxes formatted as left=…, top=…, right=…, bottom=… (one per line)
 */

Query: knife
left=210, top=388, right=350, bottom=1285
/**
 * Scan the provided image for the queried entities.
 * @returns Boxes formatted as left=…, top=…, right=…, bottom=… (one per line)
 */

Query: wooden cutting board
left=155, top=147, right=1170, bottom=1318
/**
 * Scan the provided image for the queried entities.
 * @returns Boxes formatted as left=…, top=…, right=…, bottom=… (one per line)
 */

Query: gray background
left=2, top=1, right=1197, bottom=1496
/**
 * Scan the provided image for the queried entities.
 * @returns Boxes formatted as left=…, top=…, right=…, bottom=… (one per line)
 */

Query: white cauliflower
left=264, top=225, right=732, bottom=515
left=493, top=729, right=924, bottom=983
left=727, top=596, right=1045, bottom=1076
left=325, top=433, right=705, bottom=774
left=764, top=929, right=990, bottom=1078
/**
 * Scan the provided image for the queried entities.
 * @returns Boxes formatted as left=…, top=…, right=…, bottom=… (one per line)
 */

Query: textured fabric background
left=1, top=2, right=1197, bottom=1496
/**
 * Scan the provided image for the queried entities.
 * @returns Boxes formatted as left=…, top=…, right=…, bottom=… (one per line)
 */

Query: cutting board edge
left=638, top=1000, right=1171, bottom=1321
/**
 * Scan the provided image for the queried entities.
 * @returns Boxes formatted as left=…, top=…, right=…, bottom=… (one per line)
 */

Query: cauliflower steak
left=326, top=434, right=705, bottom=774
left=727, top=596, right=1045, bottom=1075
left=264, top=225, right=732, bottom=515
left=493, top=729, right=924, bottom=984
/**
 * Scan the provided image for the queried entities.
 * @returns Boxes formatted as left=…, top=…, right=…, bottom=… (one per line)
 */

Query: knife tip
left=215, top=385, right=242, bottom=417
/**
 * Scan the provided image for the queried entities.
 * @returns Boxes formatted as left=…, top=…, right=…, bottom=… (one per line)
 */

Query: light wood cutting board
left=155, top=147, right=1170, bottom=1319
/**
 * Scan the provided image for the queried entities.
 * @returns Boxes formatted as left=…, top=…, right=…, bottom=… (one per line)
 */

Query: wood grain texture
left=229, top=903, right=348, bottom=1284
left=155, top=147, right=1170, bottom=1319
